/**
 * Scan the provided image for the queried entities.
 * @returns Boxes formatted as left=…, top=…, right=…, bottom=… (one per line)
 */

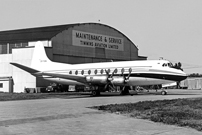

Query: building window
left=15, top=43, right=22, bottom=48
left=0, top=83, right=3, bottom=88
left=28, top=40, right=52, bottom=47
left=9, top=43, right=15, bottom=53
left=0, top=44, right=8, bottom=54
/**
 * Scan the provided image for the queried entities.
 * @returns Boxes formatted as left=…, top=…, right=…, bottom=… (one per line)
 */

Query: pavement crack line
left=0, top=111, right=101, bottom=126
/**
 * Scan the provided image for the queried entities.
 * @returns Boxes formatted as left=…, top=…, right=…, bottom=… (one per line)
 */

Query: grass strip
left=0, top=92, right=88, bottom=101
left=92, top=98, right=202, bottom=131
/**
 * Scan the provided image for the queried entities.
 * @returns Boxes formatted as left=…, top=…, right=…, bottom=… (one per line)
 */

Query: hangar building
left=0, top=23, right=147, bottom=93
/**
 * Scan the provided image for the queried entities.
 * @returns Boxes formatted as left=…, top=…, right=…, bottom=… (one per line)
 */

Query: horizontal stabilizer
left=37, top=72, right=87, bottom=83
left=10, top=63, right=39, bottom=74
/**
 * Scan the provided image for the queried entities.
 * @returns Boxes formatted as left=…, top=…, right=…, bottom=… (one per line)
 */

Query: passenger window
left=69, top=71, right=72, bottom=74
left=94, top=69, right=97, bottom=74
left=81, top=70, right=84, bottom=75
left=88, top=70, right=91, bottom=75
left=75, top=70, right=78, bottom=75
left=100, top=69, right=104, bottom=74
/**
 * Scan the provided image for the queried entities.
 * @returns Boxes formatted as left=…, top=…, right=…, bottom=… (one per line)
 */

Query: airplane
left=10, top=41, right=187, bottom=96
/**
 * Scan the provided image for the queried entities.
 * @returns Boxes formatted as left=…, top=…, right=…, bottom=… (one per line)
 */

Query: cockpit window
left=169, top=63, right=173, bottom=67
left=162, top=62, right=173, bottom=68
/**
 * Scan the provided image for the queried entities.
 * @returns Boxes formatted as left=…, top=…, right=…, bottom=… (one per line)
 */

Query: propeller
left=122, top=68, right=132, bottom=84
left=104, top=68, right=132, bottom=91
left=104, top=69, right=117, bottom=90
left=121, top=68, right=132, bottom=94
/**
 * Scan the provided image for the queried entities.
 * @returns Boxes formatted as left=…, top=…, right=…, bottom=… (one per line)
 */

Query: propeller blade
left=124, top=68, right=132, bottom=83
left=109, top=85, right=116, bottom=91
left=110, top=81, right=115, bottom=89
left=110, top=69, right=117, bottom=78
left=104, top=69, right=118, bottom=91
left=104, top=82, right=109, bottom=90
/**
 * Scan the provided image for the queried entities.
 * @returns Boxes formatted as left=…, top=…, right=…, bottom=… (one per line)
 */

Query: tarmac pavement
left=0, top=89, right=202, bottom=135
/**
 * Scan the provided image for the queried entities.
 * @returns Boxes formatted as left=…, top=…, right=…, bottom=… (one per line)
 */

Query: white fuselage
left=11, top=41, right=187, bottom=92
left=40, top=60, right=187, bottom=86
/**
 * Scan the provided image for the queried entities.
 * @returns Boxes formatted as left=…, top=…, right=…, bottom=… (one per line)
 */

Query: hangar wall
left=51, top=24, right=139, bottom=64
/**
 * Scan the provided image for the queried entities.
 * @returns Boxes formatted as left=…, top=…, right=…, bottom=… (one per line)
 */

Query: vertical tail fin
left=31, top=41, right=71, bottom=71
left=31, top=41, right=52, bottom=71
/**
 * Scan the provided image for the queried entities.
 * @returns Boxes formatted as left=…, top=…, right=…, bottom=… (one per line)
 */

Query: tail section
left=31, top=41, right=52, bottom=71
left=31, top=41, right=71, bottom=71
left=11, top=41, right=71, bottom=73
left=10, top=41, right=51, bottom=74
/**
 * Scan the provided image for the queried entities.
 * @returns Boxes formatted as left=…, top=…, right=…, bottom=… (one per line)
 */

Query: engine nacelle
left=111, top=76, right=125, bottom=85
left=86, top=75, right=126, bottom=85
left=86, top=75, right=108, bottom=84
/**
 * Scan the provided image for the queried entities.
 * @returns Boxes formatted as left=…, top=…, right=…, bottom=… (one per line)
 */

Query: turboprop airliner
left=10, top=41, right=187, bottom=96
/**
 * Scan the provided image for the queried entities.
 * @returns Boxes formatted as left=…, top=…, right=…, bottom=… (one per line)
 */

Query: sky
left=0, top=0, right=202, bottom=74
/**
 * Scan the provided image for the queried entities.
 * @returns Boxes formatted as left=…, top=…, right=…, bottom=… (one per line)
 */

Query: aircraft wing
left=35, top=72, right=87, bottom=84
left=10, top=63, right=39, bottom=74
left=10, top=62, right=87, bottom=84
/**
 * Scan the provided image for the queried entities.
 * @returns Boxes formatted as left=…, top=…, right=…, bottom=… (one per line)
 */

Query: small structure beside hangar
left=0, top=23, right=147, bottom=93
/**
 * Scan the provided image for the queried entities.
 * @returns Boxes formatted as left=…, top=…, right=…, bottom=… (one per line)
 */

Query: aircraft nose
left=180, top=71, right=188, bottom=81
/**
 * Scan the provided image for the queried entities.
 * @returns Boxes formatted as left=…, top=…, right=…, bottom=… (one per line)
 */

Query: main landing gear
left=120, top=86, right=130, bottom=95
left=161, top=90, right=167, bottom=95
left=91, top=90, right=100, bottom=96
left=90, top=86, right=101, bottom=96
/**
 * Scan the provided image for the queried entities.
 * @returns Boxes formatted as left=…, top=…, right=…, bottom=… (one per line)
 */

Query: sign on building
left=72, top=30, right=124, bottom=51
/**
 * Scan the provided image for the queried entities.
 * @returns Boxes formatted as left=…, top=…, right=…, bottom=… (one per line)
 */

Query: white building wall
left=0, top=54, right=12, bottom=76
left=0, top=80, right=9, bottom=92
left=12, top=48, right=36, bottom=92
left=180, top=77, right=202, bottom=90
left=0, top=55, right=12, bottom=92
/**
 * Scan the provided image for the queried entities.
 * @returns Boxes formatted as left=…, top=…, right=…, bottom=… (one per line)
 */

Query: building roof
left=0, top=23, right=138, bottom=49
left=0, top=24, right=76, bottom=43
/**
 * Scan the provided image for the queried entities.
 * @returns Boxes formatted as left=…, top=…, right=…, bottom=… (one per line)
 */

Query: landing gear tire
left=161, top=90, right=167, bottom=95
left=91, top=90, right=100, bottom=96
left=120, top=86, right=130, bottom=95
